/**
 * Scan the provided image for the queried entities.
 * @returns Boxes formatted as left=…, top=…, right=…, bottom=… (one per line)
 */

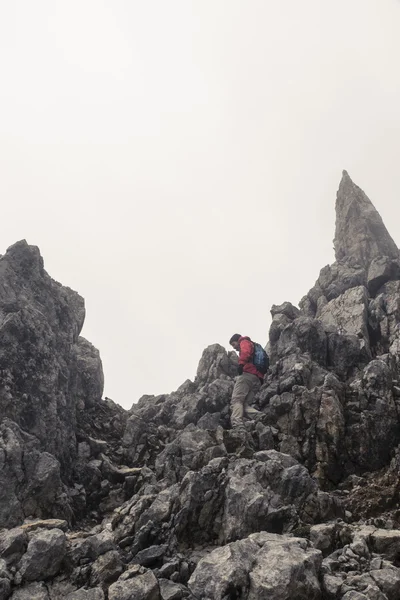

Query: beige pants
left=231, top=372, right=262, bottom=429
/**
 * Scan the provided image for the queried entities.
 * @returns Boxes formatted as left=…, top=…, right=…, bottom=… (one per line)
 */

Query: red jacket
left=238, top=336, right=264, bottom=380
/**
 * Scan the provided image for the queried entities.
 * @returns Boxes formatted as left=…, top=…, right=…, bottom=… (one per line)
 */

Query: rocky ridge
left=1, top=171, right=400, bottom=599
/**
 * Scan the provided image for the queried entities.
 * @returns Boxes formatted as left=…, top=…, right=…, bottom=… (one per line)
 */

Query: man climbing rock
left=229, top=333, right=267, bottom=430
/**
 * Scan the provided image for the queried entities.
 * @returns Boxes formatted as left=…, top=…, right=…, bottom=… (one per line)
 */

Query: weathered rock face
left=2, top=173, right=400, bottom=599
left=334, top=171, right=399, bottom=267
left=0, top=241, right=114, bottom=529
left=0, top=419, right=69, bottom=528
left=300, top=173, right=400, bottom=323
left=189, top=532, right=323, bottom=600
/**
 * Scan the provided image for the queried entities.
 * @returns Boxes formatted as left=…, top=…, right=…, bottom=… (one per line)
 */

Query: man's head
left=229, top=333, right=241, bottom=351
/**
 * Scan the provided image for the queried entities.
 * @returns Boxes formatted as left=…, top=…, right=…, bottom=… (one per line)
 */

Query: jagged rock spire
left=334, top=170, right=399, bottom=266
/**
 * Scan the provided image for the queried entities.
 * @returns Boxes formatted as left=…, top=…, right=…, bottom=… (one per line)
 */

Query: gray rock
left=318, top=286, right=370, bottom=354
left=188, top=537, right=257, bottom=599
left=369, top=281, right=400, bottom=353
left=20, top=519, right=68, bottom=533
left=89, top=550, right=124, bottom=586
left=309, top=523, right=338, bottom=556
left=269, top=313, right=292, bottom=346
left=3, top=173, right=400, bottom=600
left=196, top=412, right=221, bottom=430
left=334, top=171, right=399, bottom=267
left=319, top=259, right=367, bottom=302
left=73, top=338, right=104, bottom=410
left=271, top=302, right=300, bottom=320
left=247, top=534, right=322, bottom=599
left=172, top=457, right=228, bottom=546
left=189, top=532, right=322, bottom=600
left=0, top=241, right=85, bottom=462
left=0, top=578, right=11, bottom=600
left=18, top=528, right=66, bottom=581
left=276, top=317, right=327, bottom=365
left=0, top=240, right=109, bottom=526
left=221, top=454, right=330, bottom=542
left=370, top=568, right=400, bottom=600
left=10, top=582, right=49, bottom=599
left=327, top=332, right=369, bottom=378
left=315, top=389, right=345, bottom=484
left=108, top=570, right=160, bottom=600
left=155, top=425, right=226, bottom=483
left=195, top=344, right=238, bottom=386
left=68, top=528, right=116, bottom=565
left=343, top=361, right=400, bottom=472
left=0, top=528, right=27, bottom=565
left=0, top=420, right=68, bottom=528
left=0, top=560, right=9, bottom=580
left=370, top=529, right=400, bottom=561
left=322, top=573, right=344, bottom=598
left=134, top=545, right=167, bottom=567
left=341, top=592, right=369, bottom=600
left=158, top=580, right=183, bottom=600
left=368, top=256, right=400, bottom=295
left=65, top=590, right=105, bottom=600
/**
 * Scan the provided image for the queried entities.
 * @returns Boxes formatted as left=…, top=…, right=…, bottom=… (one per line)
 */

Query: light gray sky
left=1, top=1, right=400, bottom=408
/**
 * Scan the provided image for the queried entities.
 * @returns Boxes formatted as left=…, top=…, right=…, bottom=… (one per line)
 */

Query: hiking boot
left=235, top=442, right=254, bottom=459
left=252, top=412, right=268, bottom=426
left=225, top=426, right=253, bottom=455
left=232, top=427, right=255, bottom=458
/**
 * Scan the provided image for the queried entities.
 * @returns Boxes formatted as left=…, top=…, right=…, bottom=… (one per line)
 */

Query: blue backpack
left=252, top=342, right=269, bottom=374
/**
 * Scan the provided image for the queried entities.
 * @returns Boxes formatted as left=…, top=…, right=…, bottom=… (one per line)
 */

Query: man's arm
left=238, top=339, right=253, bottom=365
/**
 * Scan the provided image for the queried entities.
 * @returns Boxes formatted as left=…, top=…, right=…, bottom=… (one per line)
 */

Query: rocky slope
left=1, top=171, right=400, bottom=599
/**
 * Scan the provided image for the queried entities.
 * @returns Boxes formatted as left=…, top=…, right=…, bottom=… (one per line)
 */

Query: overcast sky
left=1, top=0, right=400, bottom=408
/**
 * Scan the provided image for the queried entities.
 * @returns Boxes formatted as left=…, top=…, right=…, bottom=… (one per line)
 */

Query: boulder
left=158, top=580, right=184, bottom=600
left=195, top=344, right=238, bottom=386
left=370, top=529, right=400, bottom=562
left=370, top=568, right=400, bottom=600
left=89, top=550, right=124, bottom=586
left=18, top=528, right=66, bottom=581
left=155, top=425, right=226, bottom=483
left=276, top=317, right=327, bottom=365
left=318, top=286, right=370, bottom=354
left=189, top=532, right=322, bottom=600
left=0, top=528, right=27, bottom=565
left=368, top=256, right=400, bottom=295
left=108, top=569, right=160, bottom=600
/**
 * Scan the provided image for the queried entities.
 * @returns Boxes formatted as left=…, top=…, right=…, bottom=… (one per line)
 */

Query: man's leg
left=243, top=374, right=262, bottom=420
left=230, top=375, right=251, bottom=429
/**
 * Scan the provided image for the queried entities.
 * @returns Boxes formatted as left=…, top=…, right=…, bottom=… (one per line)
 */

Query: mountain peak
left=334, top=171, right=398, bottom=265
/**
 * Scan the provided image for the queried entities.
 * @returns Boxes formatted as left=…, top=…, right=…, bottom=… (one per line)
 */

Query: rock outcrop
left=1, top=172, right=400, bottom=599
left=334, top=171, right=399, bottom=267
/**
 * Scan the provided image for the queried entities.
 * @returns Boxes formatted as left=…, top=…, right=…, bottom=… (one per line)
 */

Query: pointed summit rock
left=334, top=170, right=399, bottom=266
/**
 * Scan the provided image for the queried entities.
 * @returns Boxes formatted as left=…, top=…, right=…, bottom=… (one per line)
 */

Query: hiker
left=229, top=334, right=268, bottom=430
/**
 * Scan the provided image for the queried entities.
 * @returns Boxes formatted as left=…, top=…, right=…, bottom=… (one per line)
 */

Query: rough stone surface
left=189, top=533, right=322, bottom=600
left=334, top=171, right=399, bottom=266
left=65, top=590, right=105, bottom=600
left=10, top=582, right=50, bottom=599
left=108, top=570, right=160, bottom=600
left=0, top=528, right=27, bottom=565
left=18, top=528, right=66, bottom=581
left=1, top=174, right=400, bottom=600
